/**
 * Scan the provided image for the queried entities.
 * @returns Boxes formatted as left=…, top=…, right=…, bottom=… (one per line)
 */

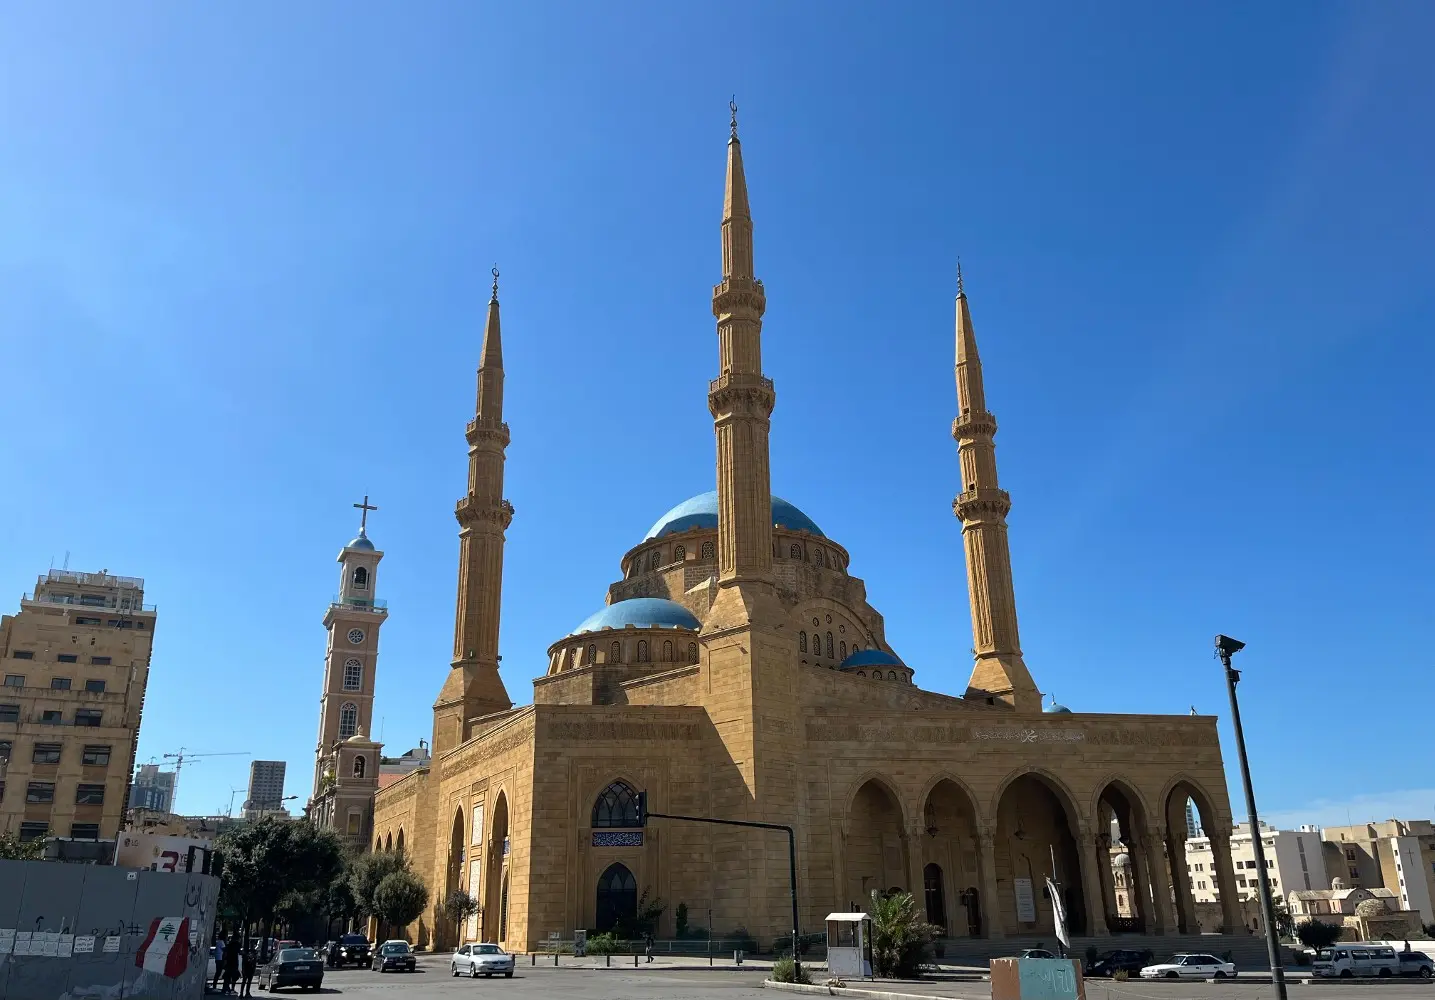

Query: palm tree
left=869, top=890, right=939, bottom=978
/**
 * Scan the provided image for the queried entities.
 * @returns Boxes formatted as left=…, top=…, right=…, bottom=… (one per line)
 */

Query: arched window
left=790, top=544, right=802, bottom=559
left=565, top=647, right=575, bottom=670
left=662, top=640, right=673, bottom=661
left=648, top=549, right=661, bottom=570
left=595, top=862, right=638, bottom=933
left=674, top=545, right=686, bottom=561
left=637, top=640, right=649, bottom=662
left=799, top=631, right=808, bottom=653
left=396, top=830, right=405, bottom=855
left=814, top=548, right=826, bottom=568
left=353, top=755, right=366, bottom=778
left=339, top=703, right=358, bottom=738
left=700, top=541, right=714, bottom=560
left=871, top=674, right=881, bottom=683
left=585, top=643, right=597, bottom=664
left=826, top=632, right=834, bottom=658
left=888, top=670, right=898, bottom=681
left=592, top=781, right=641, bottom=828
left=687, top=642, right=698, bottom=663
left=610, top=641, right=622, bottom=663
left=385, top=833, right=393, bottom=852
left=839, top=640, right=847, bottom=660
left=343, top=658, right=362, bottom=690
left=352, top=566, right=368, bottom=590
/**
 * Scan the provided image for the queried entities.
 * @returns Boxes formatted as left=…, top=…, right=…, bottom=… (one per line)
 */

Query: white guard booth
left=825, top=912, right=873, bottom=979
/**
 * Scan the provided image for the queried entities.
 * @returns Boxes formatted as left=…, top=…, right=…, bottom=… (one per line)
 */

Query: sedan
left=372, top=940, right=417, bottom=973
left=452, top=943, right=516, bottom=978
left=259, top=947, right=325, bottom=992
left=1140, top=954, right=1235, bottom=979
left=1088, top=950, right=1154, bottom=978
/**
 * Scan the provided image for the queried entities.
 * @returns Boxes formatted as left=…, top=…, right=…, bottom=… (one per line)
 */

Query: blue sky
left=1, top=3, right=1431, bottom=827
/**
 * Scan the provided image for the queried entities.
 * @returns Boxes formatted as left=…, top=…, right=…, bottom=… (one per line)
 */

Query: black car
left=372, top=940, right=417, bottom=973
left=327, top=934, right=371, bottom=968
left=259, top=947, right=325, bottom=992
left=1088, top=949, right=1154, bottom=977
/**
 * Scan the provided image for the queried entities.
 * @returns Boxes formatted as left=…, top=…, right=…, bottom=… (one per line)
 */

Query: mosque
left=364, top=111, right=1246, bottom=952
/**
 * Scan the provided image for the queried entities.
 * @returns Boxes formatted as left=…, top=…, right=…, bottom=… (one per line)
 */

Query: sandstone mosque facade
left=367, top=113, right=1244, bottom=951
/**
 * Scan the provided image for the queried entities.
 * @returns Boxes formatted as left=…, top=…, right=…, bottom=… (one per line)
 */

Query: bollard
left=734, top=949, right=744, bottom=965
left=554, top=953, right=558, bottom=966
left=634, top=953, right=638, bottom=967
left=605, top=954, right=610, bottom=967
left=531, top=953, right=536, bottom=966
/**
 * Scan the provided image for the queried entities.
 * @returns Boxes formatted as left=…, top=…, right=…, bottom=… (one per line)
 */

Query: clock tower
left=309, top=498, right=386, bottom=845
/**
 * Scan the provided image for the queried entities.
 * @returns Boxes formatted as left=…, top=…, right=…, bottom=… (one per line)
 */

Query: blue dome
left=571, top=597, right=701, bottom=636
left=644, top=491, right=823, bottom=541
left=839, top=648, right=903, bottom=669
left=1044, top=703, right=1073, bottom=714
left=345, top=532, right=376, bottom=552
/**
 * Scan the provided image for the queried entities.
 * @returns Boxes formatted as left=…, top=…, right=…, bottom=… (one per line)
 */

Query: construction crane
left=161, top=747, right=249, bottom=815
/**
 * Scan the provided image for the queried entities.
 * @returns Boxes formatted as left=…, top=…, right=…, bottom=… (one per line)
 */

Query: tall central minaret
left=708, top=102, right=777, bottom=596
left=434, top=268, right=514, bottom=756
left=952, top=269, right=1040, bottom=712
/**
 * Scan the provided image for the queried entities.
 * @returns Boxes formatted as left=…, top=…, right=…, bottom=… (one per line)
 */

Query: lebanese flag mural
left=135, top=917, right=192, bottom=978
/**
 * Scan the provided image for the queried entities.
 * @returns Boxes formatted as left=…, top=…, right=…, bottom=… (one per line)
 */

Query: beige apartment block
left=1322, top=820, right=1435, bottom=924
left=1184, top=822, right=1329, bottom=905
left=0, top=570, right=156, bottom=846
left=369, top=113, right=1241, bottom=953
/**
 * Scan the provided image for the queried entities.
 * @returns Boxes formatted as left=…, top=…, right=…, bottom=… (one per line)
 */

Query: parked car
left=327, top=933, right=371, bottom=968
left=258, top=947, right=325, bottom=992
left=1087, top=949, right=1154, bottom=977
left=1398, top=951, right=1434, bottom=979
left=1313, top=944, right=1400, bottom=979
left=1018, top=949, right=1058, bottom=960
left=451, top=943, right=516, bottom=979
left=1140, top=953, right=1236, bottom=979
left=372, top=940, right=417, bottom=973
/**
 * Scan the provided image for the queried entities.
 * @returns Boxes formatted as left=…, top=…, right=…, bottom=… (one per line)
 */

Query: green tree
left=443, top=889, right=480, bottom=929
left=869, top=889, right=939, bottom=978
left=1424, top=922, right=1435, bottom=939
left=216, top=817, right=346, bottom=952
left=0, top=831, right=45, bottom=861
left=326, top=876, right=360, bottom=934
left=675, top=902, right=689, bottom=939
left=373, top=870, right=429, bottom=930
left=1295, top=920, right=1344, bottom=951
left=349, top=851, right=409, bottom=918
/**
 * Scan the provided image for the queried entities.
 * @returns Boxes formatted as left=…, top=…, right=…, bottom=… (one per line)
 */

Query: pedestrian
left=240, top=945, right=257, bottom=998
left=644, top=932, right=654, bottom=964
left=211, top=935, right=226, bottom=993
left=222, top=937, right=240, bottom=994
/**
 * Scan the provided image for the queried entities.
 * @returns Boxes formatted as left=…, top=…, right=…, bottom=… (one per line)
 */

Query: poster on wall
left=467, top=803, right=485, bottom=940
left=1014, top=878, right=1037, bottom=923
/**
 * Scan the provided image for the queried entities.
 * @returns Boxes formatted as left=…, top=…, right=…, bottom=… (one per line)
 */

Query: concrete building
left=1185, top=822, right=1329, bottom=904
left=1322, top=819, right=1435, bottom=923
left=307, top=499, right=385, bottom=846
left=1288, top=881, right=1424, bottom=941
left=0, top=569, right=156, bottom=844
left=379, top=743, right=430, bottom=790
left=246, top=760, right=287, bottom=814
left=368, top=114, right=1244, bottom=953
left=129, top=762, right=176, bottom=813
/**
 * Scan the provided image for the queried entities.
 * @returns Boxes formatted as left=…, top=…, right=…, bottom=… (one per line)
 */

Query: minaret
left=708, top=101, right=778, bottom=596
left=951, top=268, right=1040, bottom=712
left=434, top=267, right=514, bottom=757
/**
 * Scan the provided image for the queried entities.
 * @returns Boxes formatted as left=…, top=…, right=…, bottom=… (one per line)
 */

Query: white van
left=1312, top=944, right=1400, bottom=978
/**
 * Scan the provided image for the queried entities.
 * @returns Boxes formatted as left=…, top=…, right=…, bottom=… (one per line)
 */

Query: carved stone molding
left=455, top=496, right=515, bottom=530
left=953, top=488, right=1013, bottom=522
left=441, top=718, right=534, bottom=778
left=464, top=420, right=511, bottom=448
left=542, top=720, right=701, bottom=742
left=952, top=412, right=998, bottom=440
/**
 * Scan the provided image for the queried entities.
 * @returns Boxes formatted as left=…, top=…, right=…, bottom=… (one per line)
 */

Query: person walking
left=644, top=932, right=654, bottom=964
left=240, top=944, right=257, bottom=998
left=222, top=937, right=240, bottom=994
left=211, top=935, right=226, bottom=993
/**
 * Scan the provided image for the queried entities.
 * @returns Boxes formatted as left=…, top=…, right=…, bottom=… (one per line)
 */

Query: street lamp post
left=1216, top=634, right=1287, bottom=1000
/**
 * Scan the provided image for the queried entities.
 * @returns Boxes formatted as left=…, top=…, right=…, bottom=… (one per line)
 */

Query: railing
left=40, top=570, right=144, bottom=589
left=23, top=593, right=157, bottom=612
left=331, top=596, right=388, bottom=612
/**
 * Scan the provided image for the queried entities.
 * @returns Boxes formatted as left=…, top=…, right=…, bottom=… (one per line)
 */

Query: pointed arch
left=987, top=765, right=1085, bottom=827
left=592, top=779, right=642, bottom=828
left=595, top=862, right=637, bottom=933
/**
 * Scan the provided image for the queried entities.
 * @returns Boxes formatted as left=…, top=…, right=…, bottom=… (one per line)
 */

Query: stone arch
left=483, top=790, right=511, bottom=944
left=444, top=806, right=466, bottom=946
left=1158, top=773, right=1232, bottom=934
left=384, top=832, right=393, bottom=853
left=595, top=861, right=638, bottom=933
left=1092, top=775, right=1161, bottom=935
left=991, top=767, right=1089, bottom=937
left=396, top=828, right=405, bottom=855
left=844, top=774, right=910, bottom=908
left=916, top=775, right=983, bottom=936
left=591, top=778, right=642, bottom=828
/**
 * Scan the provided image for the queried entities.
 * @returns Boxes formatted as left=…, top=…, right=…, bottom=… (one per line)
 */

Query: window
left=82, top=745, right=111, bottom=766
left=26, top=782, right=56, bottom=803
left=76, top=784, right=106, bottom=805
left=12, top=651, right=33, bottom=660
left=75, top=617, right=101, bottom=626
left=346, top=811, right=361, bottom=835
left=799, top=632, right=807, bottom=653
left=592, top=781, right=641, bottom=828
left=51, top=677, right=72, bottom=690
left=353, top=566, right=369, bottom=590
left=85, top=679, right=106, bottom=693
left=610, top=642, right=622, bottom=662
left=107, top=619, right=133, bottom=629
left=814, top=548, right=826, bottom=568
left=80, top=594, right=106, bottom=607
left=4, top=675, right=24, bottom=687
left=1349, top=867, right=1360, bottom=879
left=0, top=704, right=18, bottom=723
left=647, top=550, right=660, bottom=570
left=41, top=710, right=62, bottom=724
left=687, top=642, right=698, bottom=663
left=0, top=741, right=9, bottom=762
left=662, top=640, right=673, bottom=661
left=70, top=823, right=100, bottom=840
left=700, top=541, right=714, bottom=560
left=839, top=640, right=847, bottom=660
left=673, top=545, right=686, bottom=561
left=888, top=670, right=898, bottom=680
left=91, top=656, right=111, bottom=665
left=585, top=644, right=597, bottom=664
left=343, top=659, right=362, bottom=690
left=58, top=654, right=78, bottom=664
left=75, top=708, right=102, bottom=727
left=339, top=703, right=358, bottom=738
left=637, top=641, right=649, bottom=663
left=32, top=743, right=62, bottom=764
left=1345, top=847, right=1357, bottom=860
left=826, top=632, right=834, bottom=658
left=353, top=756, right=366, bottom=778
left=18, top=822, right=48, bottom=843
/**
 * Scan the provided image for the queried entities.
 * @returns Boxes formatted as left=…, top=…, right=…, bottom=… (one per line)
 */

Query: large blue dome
left=570, top=597, right=702, bottom=636
left=643, top=490, right=824, bottom=541
left=839, top=648, right=903, bottom=669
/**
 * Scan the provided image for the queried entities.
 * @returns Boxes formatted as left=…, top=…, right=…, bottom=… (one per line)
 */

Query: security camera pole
left=1217, top=634, right=1287, bottom=1000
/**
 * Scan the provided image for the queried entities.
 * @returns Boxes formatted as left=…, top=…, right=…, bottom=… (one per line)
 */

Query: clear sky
left=1, top=3, right=1431, bottom=828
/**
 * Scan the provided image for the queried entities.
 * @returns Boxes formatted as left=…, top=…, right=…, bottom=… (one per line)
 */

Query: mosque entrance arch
left=845, top=778, right=908, bottom=907
left=993, top=772, right=1087, bottom=936
left=484, top=792, right=510, bottom=943
left=917, top=778, right=981, bottom=936
left=595, top=862, right=638, bottom=933
left=444, top=808, right=466, bottom=947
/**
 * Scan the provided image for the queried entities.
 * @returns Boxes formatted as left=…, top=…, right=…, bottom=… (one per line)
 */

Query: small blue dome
left=839, top=648, right=903, bottom=669
left=643, top=491, right=824, bottom=541
left=571, top=597, right=701, bottom=636
left=345, top=532, right=376, bottom=552
left=1044, top=703, right=1073, bottom=714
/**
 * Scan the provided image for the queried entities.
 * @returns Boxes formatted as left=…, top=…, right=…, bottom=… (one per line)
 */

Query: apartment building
left=246, top=760, right=287, bottom=815
left=1323, top=819, right=1435, bottom=923
left=1186, top=821, right=1329, bottom=902
left=0, top=569, right=156, bottom=846
left=129, top=762, right=176, bottom=813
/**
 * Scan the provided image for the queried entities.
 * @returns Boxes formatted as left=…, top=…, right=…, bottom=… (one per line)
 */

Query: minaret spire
left=952, top=272, right=1040, bottom=712
left=709, top=100, right=776, bottom=592
left=435, top=266, right=514, bottom=755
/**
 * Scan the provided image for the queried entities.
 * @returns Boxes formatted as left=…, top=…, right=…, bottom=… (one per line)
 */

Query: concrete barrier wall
left=0, top=858, right=219, bottom=1000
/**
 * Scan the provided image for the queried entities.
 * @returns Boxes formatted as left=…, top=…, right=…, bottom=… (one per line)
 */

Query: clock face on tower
left=347, top=628, right=365, bottom=644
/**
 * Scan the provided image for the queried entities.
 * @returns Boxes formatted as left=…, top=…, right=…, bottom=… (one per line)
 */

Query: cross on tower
left=354, top=495, right=379, bottom=533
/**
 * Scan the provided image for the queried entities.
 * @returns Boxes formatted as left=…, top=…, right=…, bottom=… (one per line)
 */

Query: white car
left=1140, top=953, right=1236, bottom=979
left=451, top=943, right=515, bottom=978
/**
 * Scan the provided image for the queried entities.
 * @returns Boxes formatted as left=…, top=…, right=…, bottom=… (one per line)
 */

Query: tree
left=869, top=889, right=939, bottom=978
left=1424, top=922, right=1435, bottom=939
left=217, top=817, right=346, bottom=953
left=1296, top=920, right=1344, bottom=951
left=675, top=902, right=689, bottom=939
left=349, top=851, right=409, bottom=918
left=443, top=889, right=480, bottom=929
left=0, top=832, right=45, bottom=861
left=373, top=870, right=429, bottom=930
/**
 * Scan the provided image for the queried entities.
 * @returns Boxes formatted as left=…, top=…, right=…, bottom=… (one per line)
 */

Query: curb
left=763, top=979, right=986, bottom=1000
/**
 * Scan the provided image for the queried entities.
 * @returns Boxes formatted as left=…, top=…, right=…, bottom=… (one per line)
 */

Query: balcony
left=329, top=596, right=388, bottom=614
left=22, top=594, right=157, bottom=612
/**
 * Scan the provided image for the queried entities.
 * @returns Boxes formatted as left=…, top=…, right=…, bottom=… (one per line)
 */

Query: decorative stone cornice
left=455, top=495, right=515, bottom=529
left=711, top=277, right=766, bottom=317
left=465, top=419, right=510, bottom=448
left=952, top=411, right=998, bottom=440
left=708, top=373, right=775, bottom=419
left=953, top=487, right=1012, bottom=522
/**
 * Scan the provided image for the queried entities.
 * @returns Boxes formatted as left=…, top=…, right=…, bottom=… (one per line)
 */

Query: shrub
left=869, top=889, right=939, bottom=978
left=675, top=903, right=689, bottom=939
left=772, top=956, right=812, bottom=984
left=1296, top=920, right=1343, bottom=951
left=1113, top=970, right=1130, bottom=982
left=585, top=931, right=625, bottom=955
